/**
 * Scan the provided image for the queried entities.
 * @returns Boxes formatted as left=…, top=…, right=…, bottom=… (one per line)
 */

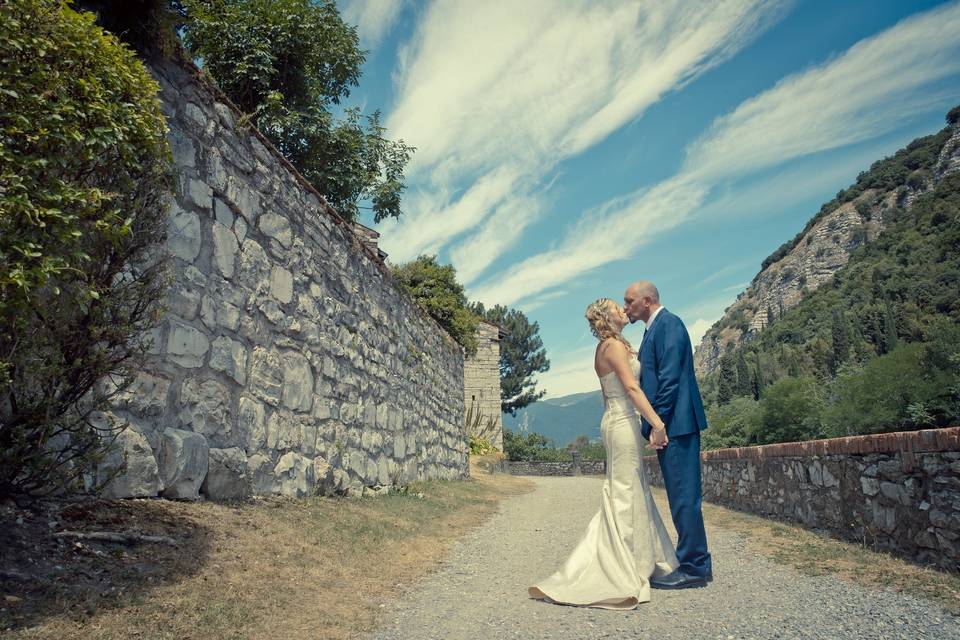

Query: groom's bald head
left=624, top=280, right=661, bottom=323
left=628, top=280, right=660, bottom=302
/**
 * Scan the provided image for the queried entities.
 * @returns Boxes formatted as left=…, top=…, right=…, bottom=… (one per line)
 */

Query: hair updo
left=585, top=298, right=632, bottom=352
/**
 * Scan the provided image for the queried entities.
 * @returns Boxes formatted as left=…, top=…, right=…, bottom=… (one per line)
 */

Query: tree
left=471, top=303, right=550, bottom=415
left=830, top=308, right=850, bottom=374
left=716, top=353, right=737, bottom=405
left=502, top=428, right=567, bottom=462
left=567, top=435, right=606, bottom=461
left=702, top=397, right=761, bottom=450
left=391, top=256, right=479, bottom=355
left=754, top=377, right=823, bottom=445
left=735, top=351, right=751, bottom=397
left=883, top=305, right=899, bottom=354
left=178, top=0, right=413, bottom=222
left=0, top=0, right=172, bottom=498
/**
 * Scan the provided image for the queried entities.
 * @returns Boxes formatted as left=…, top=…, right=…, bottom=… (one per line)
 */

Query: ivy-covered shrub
left=391, top=255, right=480, bottom=355
left=0, top=0, right=172, bottom=499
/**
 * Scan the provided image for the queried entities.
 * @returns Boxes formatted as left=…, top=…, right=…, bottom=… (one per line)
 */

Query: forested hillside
left=695, top=107, right=960, bottom=376
left=699, top=106, right=960, bottom=450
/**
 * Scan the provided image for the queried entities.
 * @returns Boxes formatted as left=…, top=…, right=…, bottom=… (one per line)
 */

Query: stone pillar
left=464, top=321, right=503, bottom=450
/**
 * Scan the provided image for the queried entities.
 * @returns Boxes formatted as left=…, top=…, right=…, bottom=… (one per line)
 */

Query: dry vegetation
left=3, top=462, right=955, bottom=639
left=0, top=456, right=530, bottom=640
left=648, top=488, right=960, bottom=616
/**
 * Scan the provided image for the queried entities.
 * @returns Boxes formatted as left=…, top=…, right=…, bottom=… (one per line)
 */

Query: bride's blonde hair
left=585, top=298, right=632, bottom=352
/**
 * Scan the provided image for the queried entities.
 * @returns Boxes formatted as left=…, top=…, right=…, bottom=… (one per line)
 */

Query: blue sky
left=336, top=0, right=960, bottom=399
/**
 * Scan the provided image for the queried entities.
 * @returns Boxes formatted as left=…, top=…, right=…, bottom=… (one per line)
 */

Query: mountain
left=695, top=105, right=960, bottom=448
left=694, top=107, right=960, bottom=377
left=502, top=390, right=604, bottom=447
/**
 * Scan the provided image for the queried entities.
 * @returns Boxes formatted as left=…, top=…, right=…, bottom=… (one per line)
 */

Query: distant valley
left=502, top=390, right=604, bottom=447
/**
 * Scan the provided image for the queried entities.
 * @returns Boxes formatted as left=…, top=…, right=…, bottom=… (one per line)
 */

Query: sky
left=336, top=0, right=960, bottom=400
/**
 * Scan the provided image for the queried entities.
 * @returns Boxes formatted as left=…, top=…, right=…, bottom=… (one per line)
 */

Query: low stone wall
left=95, top=55, right=468, bottom=501
left=501, top=455, right=605, bottom=476
left=643, top=427, right=960, bottom=571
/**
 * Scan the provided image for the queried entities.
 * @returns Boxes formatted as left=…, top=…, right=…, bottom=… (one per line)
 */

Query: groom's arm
left=652, top=316, right=685, bottom=427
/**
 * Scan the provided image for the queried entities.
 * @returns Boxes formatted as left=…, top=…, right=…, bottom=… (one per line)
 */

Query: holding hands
left=649, top=422, right=669, bottom=450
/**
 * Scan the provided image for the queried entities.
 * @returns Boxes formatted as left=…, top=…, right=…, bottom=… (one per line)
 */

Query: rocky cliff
left=694, top=115, right=960, bottom=377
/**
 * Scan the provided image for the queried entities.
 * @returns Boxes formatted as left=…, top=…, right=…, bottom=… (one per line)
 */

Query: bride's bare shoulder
left=597, top=338, right=628, bottom=359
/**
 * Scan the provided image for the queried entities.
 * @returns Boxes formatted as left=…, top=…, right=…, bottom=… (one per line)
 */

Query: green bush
left=391, top=255, right=480, bottom=355
left=702, top=397, right=762, bottom=450
left=754, top=376, right=824, bottom=445
left=822, top=333, right=960, bottom=437
left=502, top=428, right=569, bottom=462
left=468, top=434, right=497, bottom=455
left=0, top=0, right=172, bottom=498
left=565, top=434, right=606, bottom=460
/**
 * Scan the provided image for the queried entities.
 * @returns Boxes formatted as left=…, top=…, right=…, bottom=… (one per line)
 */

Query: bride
left=529, top=298, right=678, bottom=609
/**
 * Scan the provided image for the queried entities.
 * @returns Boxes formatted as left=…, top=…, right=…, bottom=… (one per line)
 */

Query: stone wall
left=643, top=428, right=960, bottom=571
left=464, top=321, right=502, bottom=449
left=500, top=455, right=605, bottom=476
left=96, top=57, right=468, bottom=500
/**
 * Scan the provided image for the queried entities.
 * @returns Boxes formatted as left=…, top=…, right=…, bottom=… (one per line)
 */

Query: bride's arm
left=600, top=339, right=666, bottom=431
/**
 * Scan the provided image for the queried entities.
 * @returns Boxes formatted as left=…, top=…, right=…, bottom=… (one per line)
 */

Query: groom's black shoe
left=650, top=570, right=708, bottom=590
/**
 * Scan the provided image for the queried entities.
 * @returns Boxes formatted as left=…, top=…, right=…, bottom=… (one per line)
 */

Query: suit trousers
left=656, top=431, right=712, bottom=577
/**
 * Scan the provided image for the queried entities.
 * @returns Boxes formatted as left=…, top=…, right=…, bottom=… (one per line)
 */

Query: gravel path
left=370, top=476, right=959, bottom=640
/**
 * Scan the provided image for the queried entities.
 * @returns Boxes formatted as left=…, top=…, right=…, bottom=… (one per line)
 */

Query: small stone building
left=463, top=321, right=503, bottom=450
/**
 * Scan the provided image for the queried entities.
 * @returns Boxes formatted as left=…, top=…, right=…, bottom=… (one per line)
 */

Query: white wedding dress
left=529, top=359, right=678, bottom=609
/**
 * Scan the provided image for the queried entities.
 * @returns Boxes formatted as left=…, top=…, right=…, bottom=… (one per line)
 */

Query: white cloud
left=381, top=165, right=521, bottom=262
left=687, top=318, right=714, bottom=351
left=339, top=0, right=405, bottom=48
left=474, top=1, right=960, bottom=309
left=469, top=175, right=707, bottom=306
left=449, top=193, right=544, bottom=285
left=684, top=1, right=960, bottom=182
left=381, top=0, right=788, bottom=267
left=515, top=289, right=569, bottom=314
left=537, top=345, right=600, bottom=400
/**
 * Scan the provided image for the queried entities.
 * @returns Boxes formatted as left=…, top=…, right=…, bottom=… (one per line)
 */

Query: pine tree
left=470, top=302, right=550, bottom=415
left=830, top=308, right=850, bottom=374
left=883, top=305, right=899, bottom=354
left=717, top=353, right=737, bottom=405
left=736, top=351, right=751, bottom=397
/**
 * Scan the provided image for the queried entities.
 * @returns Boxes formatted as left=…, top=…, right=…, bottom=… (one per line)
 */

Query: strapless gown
left=529, top=359, right=678, bottom=609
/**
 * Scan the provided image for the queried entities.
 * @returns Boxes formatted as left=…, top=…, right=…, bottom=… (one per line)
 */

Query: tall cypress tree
left=883, top=305, right=899, bottom=354
left=717, top=353, right=737, bottom=405
left=830, top=308, right=850, bottom=373
left=736, top=351, right=751, bottom=397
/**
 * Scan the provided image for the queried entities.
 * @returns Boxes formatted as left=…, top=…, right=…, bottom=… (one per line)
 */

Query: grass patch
left=0, top=456, right=531, bottom=639
left=657, top=489, right=960, bottom=615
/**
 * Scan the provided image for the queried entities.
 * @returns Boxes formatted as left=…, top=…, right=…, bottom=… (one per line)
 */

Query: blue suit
left=638, top=308, right=712, bottom=578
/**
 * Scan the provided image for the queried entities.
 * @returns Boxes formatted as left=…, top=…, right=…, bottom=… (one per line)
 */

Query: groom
left=624, top=280, right=712, bottom=589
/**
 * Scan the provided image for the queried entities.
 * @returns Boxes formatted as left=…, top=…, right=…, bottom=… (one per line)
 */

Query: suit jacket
left=638, top=308, right=708, bottom=440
